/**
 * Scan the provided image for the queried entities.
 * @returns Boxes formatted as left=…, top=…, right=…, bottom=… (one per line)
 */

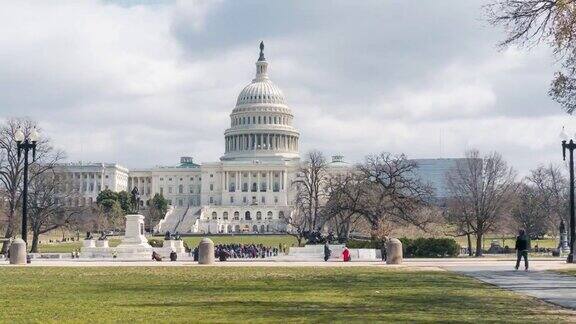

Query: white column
left=236, top=172, right=240, bottom=192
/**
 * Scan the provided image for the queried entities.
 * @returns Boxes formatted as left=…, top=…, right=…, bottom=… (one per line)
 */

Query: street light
left=560, top=127, right=576, bottom=263
left=14, top=126, right=39, bottom=244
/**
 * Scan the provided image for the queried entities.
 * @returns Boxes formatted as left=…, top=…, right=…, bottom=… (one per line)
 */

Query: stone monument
left=198, top=237, right=215, bottom=264
left=115, top=214, right=153, bottom=259
left=9, top=238, right=27, bottom=265
left=386, top=238, right=403, bottom=265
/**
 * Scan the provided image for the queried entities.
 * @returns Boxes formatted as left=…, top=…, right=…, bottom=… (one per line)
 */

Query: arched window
left=260, top=225, right=265, bottom=233
left=251, top=182, right=257, bottom=192
left=211, top=212, right=217, bottom=220
left=245, top=211, right=251, bottom=220
left=253, top=225, right=258, bottom=232
left=242, top=183, right=248, bottom=192
left=234, top=211, right=239, bottom=220
left=223, top=212, right=228, bottom=220
left=256, top=211, right=262, bottom=220
left=227, top=225, right=232, bottom=233
left=279, top=211, right=285, bottom=219
left=266, top=225, right=270, bottom=232
left=178, top=184, right=183, bottom=194
left=267, top=211, right=273, bottom=219
left=234, top=225, right=240, bottom=232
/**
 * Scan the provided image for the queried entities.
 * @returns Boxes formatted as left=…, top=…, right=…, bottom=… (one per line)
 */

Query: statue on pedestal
left=85, top=232, right=93, bottom=240
left=98, top=231, right=107, bottom=241
left=130, top=186, right=140, bottom=214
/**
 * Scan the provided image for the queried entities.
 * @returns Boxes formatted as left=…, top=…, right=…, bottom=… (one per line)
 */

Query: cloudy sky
left=0, top=0, right=573, bottom=174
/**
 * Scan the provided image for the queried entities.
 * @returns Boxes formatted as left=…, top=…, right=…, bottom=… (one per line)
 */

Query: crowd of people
left=190, top=243, right=283, bottom=261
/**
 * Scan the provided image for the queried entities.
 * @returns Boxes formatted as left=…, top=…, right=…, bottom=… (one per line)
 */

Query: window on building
left=256, top=211, right=262, bottom=220
left=168, top=199, right=172, bottom=205
left=178, top=184, right=183, bottom=194
left=273, top=183, right=280, bottom=192
left=209, top=196, right=214, bottom=204
left=210, top=183, right=214, bottom=191
left=260, top=182, right=266, bottom=192
left=160, top=187, right=164, bottom=195
left=230, top=196, right=234, bottom=203
left=189, top=186, right=194, bottom=194
left=243, top=196, right=247, bottom=203
left=160, top=177, right=164, bottom=181
left=242, top=183, right=248, bottom=192
left=210, top=174, right=213, bottom=178
left=234, top=211, right=239, bottom=220
left=212, top=212, right=217, bottom=220
left=279, top=211, right=285, bottom=219
left=261, top=196, right=265, bottom=204
left=229, top=183, right=235, bottom=192
left=245, top=211, right=251, bottom=220
left=251, top=183, right=257, bottom=192
left=168, top=187, right=173, bottom=194
left=178, top=199, right=183, bottom=207
left=169, top=178, right=172, bottom=181
left=274, top=196, right=278, bottom=204
left=223, top=212, right=228, bottom=220
left=267, top=211, right=273, bottom=219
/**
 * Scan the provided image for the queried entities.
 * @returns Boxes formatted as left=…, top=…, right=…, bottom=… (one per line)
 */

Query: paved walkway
left=446, top=263, right=576, bottom=310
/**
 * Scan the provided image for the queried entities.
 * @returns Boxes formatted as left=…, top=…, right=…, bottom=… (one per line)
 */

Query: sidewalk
left=448, top=263, right=576, bottom=310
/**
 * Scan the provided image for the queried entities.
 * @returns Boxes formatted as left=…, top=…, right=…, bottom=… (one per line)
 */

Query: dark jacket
left=515, top=235, right=529, bottom=251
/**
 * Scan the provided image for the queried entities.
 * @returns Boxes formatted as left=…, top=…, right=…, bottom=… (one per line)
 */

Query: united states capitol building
left=56, top=43, right=461, bottom=235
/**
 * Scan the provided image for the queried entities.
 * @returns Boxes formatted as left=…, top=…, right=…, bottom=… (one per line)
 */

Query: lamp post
left=14, top=126, right=39, bottom=244
left=561, top=127, right=576, bottom=263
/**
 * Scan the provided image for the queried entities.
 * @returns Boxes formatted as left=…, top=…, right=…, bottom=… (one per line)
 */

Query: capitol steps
left=155, top=206, right=188, bottom=234
left=174, top=207, right=201, bottom=234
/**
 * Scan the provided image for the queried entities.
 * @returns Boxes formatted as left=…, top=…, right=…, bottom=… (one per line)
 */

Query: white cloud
left=0, top=0, right=569, bottom=175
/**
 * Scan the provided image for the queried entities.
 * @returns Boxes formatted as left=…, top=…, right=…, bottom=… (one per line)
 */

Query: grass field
left=454, top=236, right=558, bottom=249
left=0, top=267, right=571, bottom=323
left=37, top=235, right=298, bottom=253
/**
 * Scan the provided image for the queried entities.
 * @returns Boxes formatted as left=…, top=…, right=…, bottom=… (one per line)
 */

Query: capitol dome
left=222, top=42, right=300, bottom=161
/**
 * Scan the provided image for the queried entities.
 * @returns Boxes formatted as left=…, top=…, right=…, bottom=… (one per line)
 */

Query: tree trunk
left=466, top=232, right=473, bottom=256
left=475, top=233, right=483, bottom=257
left=30, top=230, right=40, bottom=253
left=1, top=221, right=14, bottom=254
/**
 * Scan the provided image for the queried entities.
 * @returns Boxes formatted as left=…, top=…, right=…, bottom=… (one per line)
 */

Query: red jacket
left=342, top=248, right=350, bottom=262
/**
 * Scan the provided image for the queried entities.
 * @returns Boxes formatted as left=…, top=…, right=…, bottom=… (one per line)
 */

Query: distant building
left=54, top=44, right=462, bottom=234
left=412, top=158, right=465, bottom=199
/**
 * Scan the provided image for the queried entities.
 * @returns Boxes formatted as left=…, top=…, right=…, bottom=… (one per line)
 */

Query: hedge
left=345, top=237, right=460, bottom=258
left=399, top=238, right=460, bottom=258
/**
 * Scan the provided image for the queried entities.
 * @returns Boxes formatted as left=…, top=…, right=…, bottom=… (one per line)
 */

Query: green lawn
left=37, top=235, right=297, bottom=253
left=0, top=267, right=571, bottom=322
left=455, top=236, right=558, bottom=249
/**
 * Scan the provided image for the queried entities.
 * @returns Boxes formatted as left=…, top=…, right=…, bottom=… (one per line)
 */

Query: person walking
left=515, top=229, right=530, bottom=271
left=323, top=242, right=331, bottom=261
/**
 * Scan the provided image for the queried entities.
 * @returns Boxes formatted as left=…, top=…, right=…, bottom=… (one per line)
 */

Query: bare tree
left=526, top=163, right=568, bottom=233
left=510, top=182, right=550, bottom=240
left=323, top=171, right=364, bottom=241
left=0, top=118, right=64, bottom=253
left=27, top=169, right=83, bottom=253
left=354, top=153, right=434, bottom=235
left=446, top=150, right=518, bottom=256
left=292, top=150, right=329, bottom=232
left=486, top=0, right=576, bottom=113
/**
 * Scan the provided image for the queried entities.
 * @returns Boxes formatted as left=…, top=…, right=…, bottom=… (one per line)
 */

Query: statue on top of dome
left=258, top=41, right=265, bottom=61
